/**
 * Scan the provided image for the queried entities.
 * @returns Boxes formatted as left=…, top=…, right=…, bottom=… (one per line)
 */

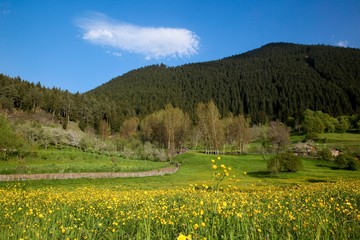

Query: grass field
left=0, top=147, right=170, bottom=175
left=0, top=153, right=359, bottom=239
left=290, top=132, right=360, bottom=148
left=318, top=132, right=360, bottom=142
left=0, top=150, right=359, bottom=190
left=0, top=132, right=359, bottom=239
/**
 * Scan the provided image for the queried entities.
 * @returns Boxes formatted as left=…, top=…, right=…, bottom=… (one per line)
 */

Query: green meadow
left=0, top=133, right=359, bottom=190
left=0, top=133, right=359, bottom=239
left=0, top=147, right=169, bottom=175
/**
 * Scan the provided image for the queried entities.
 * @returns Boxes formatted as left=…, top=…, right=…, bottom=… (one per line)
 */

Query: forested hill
left=1, top=43, right=360, bottom=133
left=87, top=43, right=360, bottom=123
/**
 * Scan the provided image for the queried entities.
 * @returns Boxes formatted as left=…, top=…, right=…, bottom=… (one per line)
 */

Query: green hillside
left=1, top=42, right=360, bottom=133
left=88, top=43, right=360, bottom=124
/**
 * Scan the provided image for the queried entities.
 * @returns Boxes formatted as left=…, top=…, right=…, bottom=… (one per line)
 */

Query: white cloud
left=106, top=50, right=122, bottom=57
left=336, top=40, right=349, bottom=47
left=76, top=13, right=200, bottom=59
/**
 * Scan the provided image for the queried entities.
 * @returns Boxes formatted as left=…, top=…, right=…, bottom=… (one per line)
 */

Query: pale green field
left=0, top=147, right=169, bottom=175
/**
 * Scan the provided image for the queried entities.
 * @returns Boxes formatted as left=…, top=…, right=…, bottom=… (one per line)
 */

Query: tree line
left=1, top=96, right=360, bottom=162
left=0, top=74, right=116, bottom=132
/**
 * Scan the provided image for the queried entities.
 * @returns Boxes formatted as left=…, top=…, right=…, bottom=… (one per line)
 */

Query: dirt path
left=0, top=166, right=179, bottom=181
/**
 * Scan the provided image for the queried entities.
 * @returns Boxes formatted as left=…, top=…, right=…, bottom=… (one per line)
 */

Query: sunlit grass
left=0, top=148, right=170, bottom=174
left=318, top=132, right=360, bottom=142
left=0, top=180, right=359, bottom=239
left=1, top=152, right=359, bottom=190
left=0, top=151, right=359, bottom=239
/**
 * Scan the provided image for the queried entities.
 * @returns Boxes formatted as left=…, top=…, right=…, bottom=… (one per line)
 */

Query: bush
left=267, top=153, right=303, bottom=175
left=335, top=154, right=359, bottom=170
left=317, top=148, right=333, bottom=161
left=0, top=115, right=26, bottom=160
left=305, top=132, right=320, bottom=141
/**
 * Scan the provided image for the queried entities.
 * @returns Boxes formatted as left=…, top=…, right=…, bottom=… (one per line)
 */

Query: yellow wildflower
left=177, top=233, right=192, bottom=240
left=194, top=223, right=199, bottom=230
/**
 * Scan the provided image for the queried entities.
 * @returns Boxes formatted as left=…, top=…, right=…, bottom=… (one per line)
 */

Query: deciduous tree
left=162, top=104, right=190, bottom=157
left=196, top=101, right=224, bottom=153
left=223, top=113, right=251, bottom=153
left=268, top=121, right=290, bottom=152
left=0, top=114, right=24, bottom=160
left=120, top=117, right=140, bottom=139
left=140, top=104, right=190, bottom=157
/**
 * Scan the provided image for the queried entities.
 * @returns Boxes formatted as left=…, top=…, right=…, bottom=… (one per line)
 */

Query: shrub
left=335, top=154, right=359, bottom=170
left=317, top=148, right=333, bottom=161
left=305, top=132, right=320, bottom=141
left=267, top=153, right=303, bottom=175
left=0, top=115, right=26, bottom=160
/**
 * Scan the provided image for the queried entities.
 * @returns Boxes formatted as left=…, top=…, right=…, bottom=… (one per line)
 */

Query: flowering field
left=0, top=179, right=359, bottom=240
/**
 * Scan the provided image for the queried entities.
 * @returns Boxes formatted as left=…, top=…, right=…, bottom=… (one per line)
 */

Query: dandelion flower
left=177, top=233, right=192, bottom=240
left=194, top=223, right=199, bottom=230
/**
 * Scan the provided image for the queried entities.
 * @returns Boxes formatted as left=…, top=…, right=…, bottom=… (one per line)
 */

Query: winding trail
left=0, top=166, right=179, bottom=181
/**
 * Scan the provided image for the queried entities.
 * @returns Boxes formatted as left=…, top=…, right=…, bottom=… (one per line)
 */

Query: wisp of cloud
left=337, top=40, right=349, bottom=48
left=76, top=13, right=200, bottom=59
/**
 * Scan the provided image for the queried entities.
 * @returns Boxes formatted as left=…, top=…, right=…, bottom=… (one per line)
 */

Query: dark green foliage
left=302, top=109, right=326, bottom=134
left=336, top=116, right=350, bottom=133
left=317, top=148, right=333, bottom=161
left=0, top=74, right=121, bottom=134
left=302, top=109, right=350, bottom=138
left=88, top=43, right=360, bottom=125
left=305, top=132, right=320, bottom=141
left=267, top=153, right=303, bottom=174
left=335, top=154, right=359, bottom=170
left=1, top=43, right=360, bottom=134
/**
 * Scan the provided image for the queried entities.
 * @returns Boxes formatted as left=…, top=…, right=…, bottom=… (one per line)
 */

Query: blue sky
left=1, top=0, right=359, bottom=93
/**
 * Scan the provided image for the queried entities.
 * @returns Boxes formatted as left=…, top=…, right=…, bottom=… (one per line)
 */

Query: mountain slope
left=87, top=43, right=360, bottom=123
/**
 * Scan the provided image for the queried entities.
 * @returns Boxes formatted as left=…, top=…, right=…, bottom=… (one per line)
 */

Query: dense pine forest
left=1, top=42, right=360, bottom=134
left=89, top=43, right=360, bottom=125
